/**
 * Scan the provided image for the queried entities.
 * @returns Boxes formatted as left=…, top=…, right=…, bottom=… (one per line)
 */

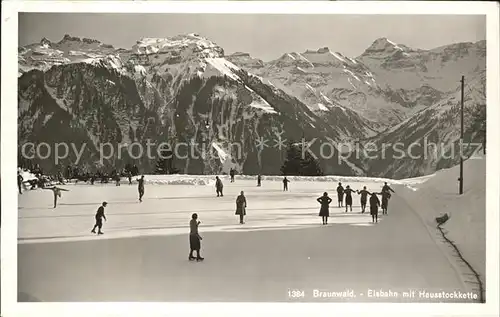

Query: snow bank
left=18, top=169, right=37, bottom=182
left=396, top=157, right=486, bottom=294
left=136, top=175, right=217, bottom=186
left=21, top=166, right=433, bottom=191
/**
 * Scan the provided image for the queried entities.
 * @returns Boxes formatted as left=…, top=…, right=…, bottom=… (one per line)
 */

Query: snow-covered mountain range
left=17, top=33, right=486, bottom=178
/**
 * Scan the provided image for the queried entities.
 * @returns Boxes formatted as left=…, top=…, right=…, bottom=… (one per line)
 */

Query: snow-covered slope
left=364, top=69, right=485, bottom=179
left=397, top=157, right=486, bottom=296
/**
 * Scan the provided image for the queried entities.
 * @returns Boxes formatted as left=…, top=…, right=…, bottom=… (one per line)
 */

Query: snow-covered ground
left=18, top=163, right=486, bottom=286
left=16, top=166, right=487, bottom=303
left=397, top=156, right=486, bottom=293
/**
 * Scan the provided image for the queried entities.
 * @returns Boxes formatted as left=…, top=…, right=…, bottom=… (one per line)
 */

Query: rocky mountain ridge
left=18, top=33, right=486, bottom=178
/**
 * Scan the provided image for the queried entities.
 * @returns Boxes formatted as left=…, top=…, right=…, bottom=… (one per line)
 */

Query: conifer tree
left=280, top=141, right=323, bottom=176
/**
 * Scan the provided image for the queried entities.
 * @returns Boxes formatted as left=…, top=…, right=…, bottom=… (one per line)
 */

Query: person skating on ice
left=18, top=171, right=24, bottom=194
left=235, top=191, right=247, bottom=224
left=317, top=192, right=332, bottom=225
left=356, top=186, right=371, bottom=213
left=137, top=175, right=145, bottom=202
left=283, top=177, right=290, bottom=191
left=44, top=186, right=69, bottom=208
left=344, top=185, right=355, bottom=212
left=189, top=213, right=204, bottom=261
left=128, top=172, right=132, bottom=185
left=257, top=174, right=262, bottom=187
left=380, top=190, right=391, bottom=215
left=336, top=182, right=344, bottom=208
left=215, top=176, right=224, bottom=197
left=91, top=202, right=107, bottom=235
left=382, top=182, right=395, bottom=194
left=229, top=168, right=235, bottom=183
left=369, top=193, right=380, bottom=223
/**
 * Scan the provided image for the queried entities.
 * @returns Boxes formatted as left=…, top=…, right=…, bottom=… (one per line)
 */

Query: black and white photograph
left=1, top=1, right=499, bottom=316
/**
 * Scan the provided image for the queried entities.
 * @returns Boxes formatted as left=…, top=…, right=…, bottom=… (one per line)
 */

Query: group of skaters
left=20, top=166, right=396, bottom=261
left=318, top=182, right=395, bottom=224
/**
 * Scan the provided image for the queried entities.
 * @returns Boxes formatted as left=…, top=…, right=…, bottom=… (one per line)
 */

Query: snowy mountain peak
left=226, top=52, right=264, bottom=69
left=132, top=33, right=224, bottom=58
left=40, top=37, right=51, bottom=47
left=316, top=47, right=330, bottom=54
left=58, top=34, right=102, bottom=45
left=229, top=52, right=251, bottom=57
left=360, top=37, right=411, bottom=58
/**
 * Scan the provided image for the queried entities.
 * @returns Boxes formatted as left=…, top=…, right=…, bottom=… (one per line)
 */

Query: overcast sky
left=19, top=13, right=485, bottom=61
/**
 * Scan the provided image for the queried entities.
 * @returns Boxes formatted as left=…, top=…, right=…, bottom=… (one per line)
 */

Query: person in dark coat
left=369, top=193, right=380, bottom=223
left=336, top=182, right=344, bottom=207
left=283, top=177, right=290, bottom=191
left=357, top=186, right=371, bottom=213
left=380, top=190, right=392, bottom=215
left=18, top=171, right=24, bottom=194
left=317, top=192, right=332, bottom=225
left=257, top=174, right=262, bottom=187
left=137, top=175, right=145, bottom=202
left=235, top=191, right=247, bottom=224
left=382, top=182, right=395, bottom=194
left=215, top=176, right=224, bottom=197
left=344, top=185, right=355, bottom=212
left=229, top=168, right=235, bottom=183
left=91, top=202, right=107, bottom=235
left=189, top=213, right=204, bottom=261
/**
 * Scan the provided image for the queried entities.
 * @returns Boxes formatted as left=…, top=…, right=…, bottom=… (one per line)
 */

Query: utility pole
left=458, top=75, right=464, bottom=195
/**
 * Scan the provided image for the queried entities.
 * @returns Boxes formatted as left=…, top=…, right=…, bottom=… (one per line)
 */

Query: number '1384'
left=288, top=289, right=305, bottom=298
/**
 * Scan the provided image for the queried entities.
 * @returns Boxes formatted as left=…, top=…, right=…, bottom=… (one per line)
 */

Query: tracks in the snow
left=436, top=223, right=485, bottom=303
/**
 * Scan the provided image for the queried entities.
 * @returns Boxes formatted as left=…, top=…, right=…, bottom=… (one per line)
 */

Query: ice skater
left=215, top=176, right=224, bottom=197
left=128, top=172, right=132, bottom=185
left=283, top=177, right=290, bottom=191
left=44, top=186, right=70, bottom=208
left=235, top=191, right=247, bottom=224
left=137, top=175, right=145, bottom=202
left=336, top=182, right=344, bottom=207
left=17, top=171, right=24, bottom=194
left=382, top=182, right=395, bottom=194
left=229, top=168, right=235, bottom=183
left=380, top=190, right=392, bottom=215
left=189, top=213, right=204, bottom=261
left=369, top=193, right=380, bottom=223
left=344, top=185, right=355, bottom=212
left=91, top=202, right=107, bottom=235
left=115, top=174, right=121, bottom=186
left=357, top=186, right=371, bottom=213
left=257, top=174, right=262, bottom=187
left=317, top=192, right=332, bottom=225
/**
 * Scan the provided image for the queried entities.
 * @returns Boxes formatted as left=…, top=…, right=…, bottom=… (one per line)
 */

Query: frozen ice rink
left=16, top=175, right=481, bottom=303
left=19, top=178, right=390, bottom=244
